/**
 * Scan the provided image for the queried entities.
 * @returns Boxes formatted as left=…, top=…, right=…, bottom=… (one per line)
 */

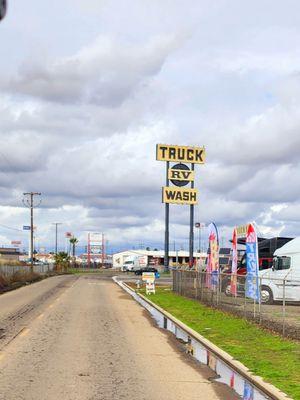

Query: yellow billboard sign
left=168, top=168, right=195, bottom=182
left=236, top=224, right=250, bottom=238
left=142, top=272, right=155, bottom=282
left=156, top=144, right=205, bottom=164
left=162, top=187, right=198, bottom=205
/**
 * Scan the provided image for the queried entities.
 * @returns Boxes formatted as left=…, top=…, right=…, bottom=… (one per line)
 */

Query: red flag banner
left=231, top=228, right=238, bottom=296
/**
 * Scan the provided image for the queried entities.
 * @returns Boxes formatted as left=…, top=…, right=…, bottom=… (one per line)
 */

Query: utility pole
left=52, top=223, right=62, bottom=255
left=23, top=192, right=41, bottom=272
left=102, top=233, right=105, bottom=267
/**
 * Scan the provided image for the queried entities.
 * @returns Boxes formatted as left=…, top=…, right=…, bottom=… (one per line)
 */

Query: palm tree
left=69, top=237, right=79, bottom=265
left=54, top=251, right=70, bottom=272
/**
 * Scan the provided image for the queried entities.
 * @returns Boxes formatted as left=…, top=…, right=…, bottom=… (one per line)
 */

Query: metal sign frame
left=156, top=144, right=205, bottom=270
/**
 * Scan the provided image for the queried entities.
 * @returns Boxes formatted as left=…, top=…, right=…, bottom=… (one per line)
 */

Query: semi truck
left=121, top=254, right=148, bottom=272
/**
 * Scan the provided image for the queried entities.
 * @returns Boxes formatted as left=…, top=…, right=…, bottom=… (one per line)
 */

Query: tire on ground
left=260, top=285, right=274, bottom=304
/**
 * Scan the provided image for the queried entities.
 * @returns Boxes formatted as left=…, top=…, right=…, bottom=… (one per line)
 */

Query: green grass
left=143, top=288, right=300, bottom=399
left=67, top=268, right=113, bottom=274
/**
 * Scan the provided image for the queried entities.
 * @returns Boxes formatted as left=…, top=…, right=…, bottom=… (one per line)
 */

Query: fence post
left=180, top=271, right=182, bottom=295
left=200, top=271, right=204, bottom=300
left=252, top=276, right=256, bottom=319
left=244, top=274, right=247, bottom=319
left=216, top=272, right=220, bottom=306
left=282, top=278, right=286, bottom=337
left=259, top=277, right=262, bottom=325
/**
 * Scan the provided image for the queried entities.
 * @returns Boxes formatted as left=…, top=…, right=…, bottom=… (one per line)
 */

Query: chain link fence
left=172, top=270, right=300, bottom=340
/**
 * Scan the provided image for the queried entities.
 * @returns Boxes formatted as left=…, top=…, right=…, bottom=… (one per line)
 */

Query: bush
left=0, top=271, right=41, bottom=291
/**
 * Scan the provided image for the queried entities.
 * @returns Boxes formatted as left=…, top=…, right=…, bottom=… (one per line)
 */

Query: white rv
left=259, top=237, right=300, bottom=303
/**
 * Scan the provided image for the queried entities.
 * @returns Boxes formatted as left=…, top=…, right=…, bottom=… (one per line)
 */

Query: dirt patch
left=0, top=272, right=45, bottom=294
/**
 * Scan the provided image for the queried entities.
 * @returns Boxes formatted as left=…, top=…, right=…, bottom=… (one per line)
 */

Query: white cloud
left=3, top=35, right=182, bottom=106
left=1, top=1, right=300, bottom=250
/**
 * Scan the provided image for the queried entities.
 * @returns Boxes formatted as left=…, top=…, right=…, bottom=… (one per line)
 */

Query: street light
left=52, top=223, right=62, bottom=255
left=195, top=222, right=205, bottom=253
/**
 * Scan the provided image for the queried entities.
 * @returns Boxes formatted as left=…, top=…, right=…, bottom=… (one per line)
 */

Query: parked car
left=134, top=267, right=158, bottom=276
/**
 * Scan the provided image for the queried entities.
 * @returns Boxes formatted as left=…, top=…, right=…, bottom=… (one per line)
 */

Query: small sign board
left=23, top=226, right=31, bottom=231
left=142, top=272, right=156, bottom=295
left=162, top=187, right=198, bottom=205
left=89, top=232, right=102, bottom=242
left=90, top=245, right=102, bottom=254
left=142, top=272, right=155, bottom=282
left=138, top=255, right=147, bottom=267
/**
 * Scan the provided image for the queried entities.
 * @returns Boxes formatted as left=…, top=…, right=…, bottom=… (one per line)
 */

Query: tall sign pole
left=164, top=161, right=170, bottom=271
left=189, top=164, right=195, bottom=267
left=52, top=222, right=62, bottom=255
left=156, top=144, right=205, bottom=270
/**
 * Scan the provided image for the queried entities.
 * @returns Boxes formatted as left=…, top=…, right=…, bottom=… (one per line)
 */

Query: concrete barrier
left=114, top=277, right=292, bottom=400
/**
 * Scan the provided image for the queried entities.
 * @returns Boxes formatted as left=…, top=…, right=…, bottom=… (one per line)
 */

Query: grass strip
left=143, top=288, right=300, bottom=399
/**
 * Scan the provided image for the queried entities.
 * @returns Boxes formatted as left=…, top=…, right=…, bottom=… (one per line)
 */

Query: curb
left=119, top=280, right=292, bottom=400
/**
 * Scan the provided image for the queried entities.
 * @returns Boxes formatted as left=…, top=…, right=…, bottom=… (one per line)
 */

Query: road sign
left=156, top=144, right=205, bottom=164
left=23, top=226, right=31, bottom=231
left=11, top=240, right=21, bottom=245
left=142, top=272, right=156, bottom=295
left=90, top=244, right=102, bottom=254
left=162, top=187, right=198, bottom=205
left=89, top=233, right=102, bottom=242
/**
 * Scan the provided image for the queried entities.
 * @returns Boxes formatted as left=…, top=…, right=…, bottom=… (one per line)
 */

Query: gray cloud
left=1, top=1, right=300, bottom=249
left=3, top=35, right=181, bottom=106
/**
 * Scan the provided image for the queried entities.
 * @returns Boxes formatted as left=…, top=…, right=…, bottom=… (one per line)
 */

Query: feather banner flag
left=206, top=223, right=219, bottom=289
left=230, top=228, right=238, bottom=296
left=245, top=223, right=260, bottom=301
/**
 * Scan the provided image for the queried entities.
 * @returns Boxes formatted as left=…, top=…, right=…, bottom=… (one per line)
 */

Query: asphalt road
left=0, top=274, right=238, bottom=400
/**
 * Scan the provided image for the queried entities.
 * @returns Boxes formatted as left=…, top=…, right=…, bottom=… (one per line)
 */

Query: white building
left=112, top=249, right=207, bottom=270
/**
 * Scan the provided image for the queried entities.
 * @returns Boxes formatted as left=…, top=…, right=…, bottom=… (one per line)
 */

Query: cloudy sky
left=0, top=0, right=300, bottom=253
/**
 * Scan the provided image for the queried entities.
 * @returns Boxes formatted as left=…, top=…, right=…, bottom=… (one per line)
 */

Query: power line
left=0, top=223, right=24, bottom=232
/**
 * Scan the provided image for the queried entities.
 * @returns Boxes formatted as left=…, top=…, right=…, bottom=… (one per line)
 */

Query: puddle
left=114, top=278, right=271, bottom=400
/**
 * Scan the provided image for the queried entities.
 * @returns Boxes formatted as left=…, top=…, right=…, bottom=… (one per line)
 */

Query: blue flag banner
left=245, top=224, right=260, bottom=301
left=243, top=381, right=254, bottom=400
